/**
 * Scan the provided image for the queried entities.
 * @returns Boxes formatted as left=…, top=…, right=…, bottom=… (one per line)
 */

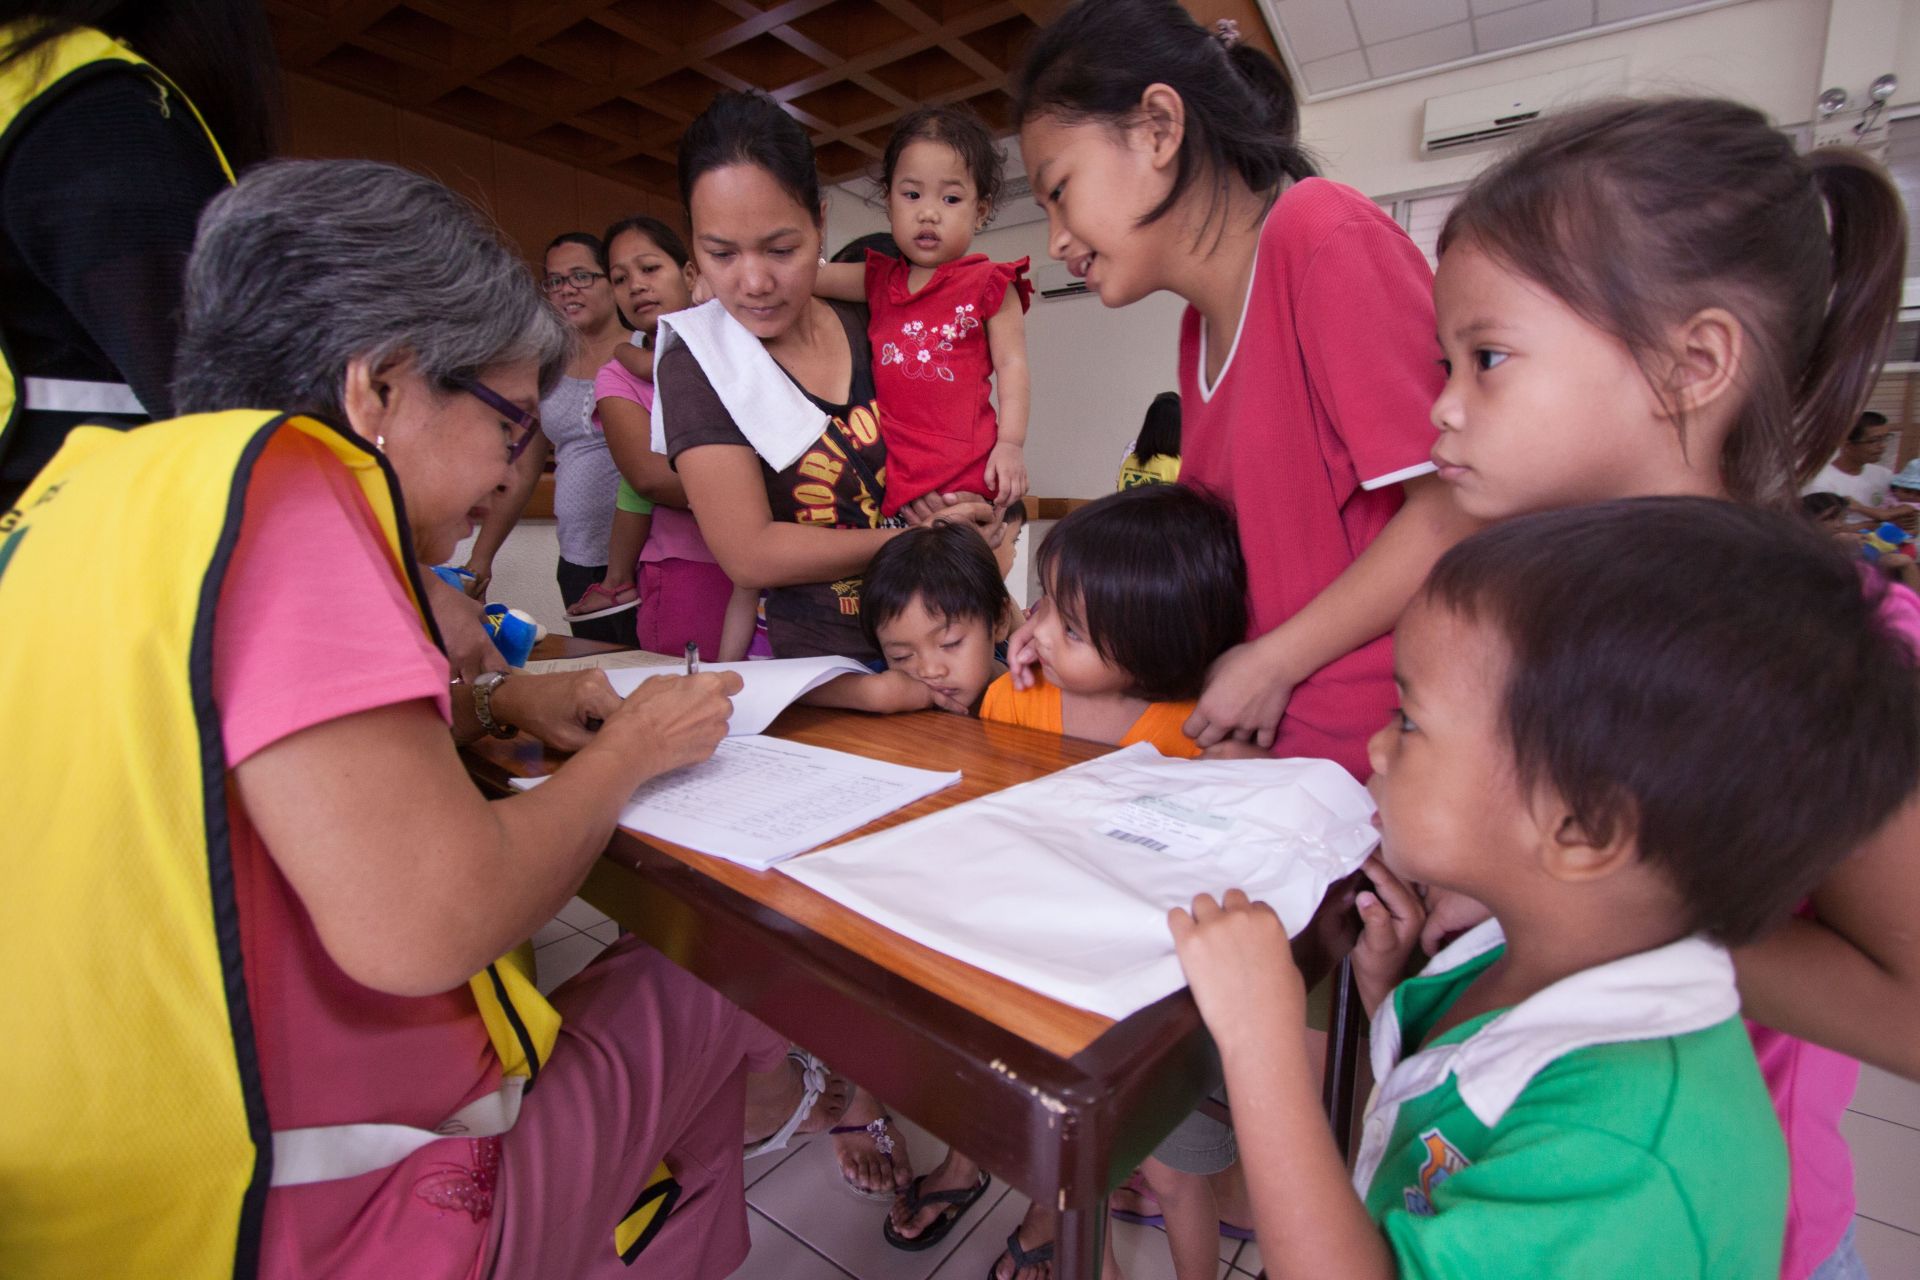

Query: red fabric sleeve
left=214, top=429, right=451, bottom=767
left=984, top=257, right=1032, bottom=316
left=1295, top=219, right=1443, bottom=488
left=864, top=248, right=901, bottom=303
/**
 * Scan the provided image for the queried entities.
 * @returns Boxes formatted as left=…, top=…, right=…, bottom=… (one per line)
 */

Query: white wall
left=1298, top=0, right=1833, bottom=199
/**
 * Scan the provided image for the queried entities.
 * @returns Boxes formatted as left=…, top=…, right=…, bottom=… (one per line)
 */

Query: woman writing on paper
left=0, top=159, right=846, bottom=1279
left=656, top=90, right=999, bottom=665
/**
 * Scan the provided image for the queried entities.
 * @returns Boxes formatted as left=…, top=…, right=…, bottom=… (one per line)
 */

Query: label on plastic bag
left=1095, top=795, right=1236, bottom=860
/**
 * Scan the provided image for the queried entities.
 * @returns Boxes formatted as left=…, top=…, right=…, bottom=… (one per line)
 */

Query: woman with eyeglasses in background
left=462, top=231, right=637, bottom=642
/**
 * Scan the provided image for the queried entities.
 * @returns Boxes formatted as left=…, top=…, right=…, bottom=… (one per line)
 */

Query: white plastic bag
left=786, top=744, right=1379, bottom=1019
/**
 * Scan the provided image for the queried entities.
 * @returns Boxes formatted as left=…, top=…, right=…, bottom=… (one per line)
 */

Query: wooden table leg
left=1055, top=1200, right=1105, bottom=1279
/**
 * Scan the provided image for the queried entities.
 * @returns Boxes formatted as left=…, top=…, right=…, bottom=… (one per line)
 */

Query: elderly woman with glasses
left=461, top=231, right=639, bottom=642
left=0, top=159, right=845, bottom=1280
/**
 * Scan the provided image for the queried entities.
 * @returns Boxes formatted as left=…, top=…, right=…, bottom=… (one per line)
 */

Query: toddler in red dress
left=818, top=105, right=1032, bottom=518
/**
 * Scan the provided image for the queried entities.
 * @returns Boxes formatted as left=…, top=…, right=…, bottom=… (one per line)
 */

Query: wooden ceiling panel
left=271, top=0, right=1068, bottom=199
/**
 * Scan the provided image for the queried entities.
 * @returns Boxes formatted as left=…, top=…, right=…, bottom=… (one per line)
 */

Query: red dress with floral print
left=864, top=250, right=1031, bottom=516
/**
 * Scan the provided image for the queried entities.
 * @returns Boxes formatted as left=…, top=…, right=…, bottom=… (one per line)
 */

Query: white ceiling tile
left=1470, top=0, right=1536, bottom=13
left=1302, top=48, right=1373, bottom=94
left=1595, top=0, right=1694, bottom=19
left=1474, top=0, right=1594, bottom=52
left=1348, top=0, right=1471, bottom=45
left=1274, top=0, right=1362, bottom=63
left=1364, top=20, right=1477, bottom=77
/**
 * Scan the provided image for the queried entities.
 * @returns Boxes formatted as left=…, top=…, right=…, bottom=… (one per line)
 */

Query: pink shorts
left=637, top=559, right=735, bottom=663
left=483, top=938, right=787, bottom=1280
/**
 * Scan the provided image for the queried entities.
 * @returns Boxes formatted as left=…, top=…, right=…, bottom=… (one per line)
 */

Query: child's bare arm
left=1186, top=475, right=1480, bottom=749
left=613, top=343, right=654, bottom=380
left=716, top=584, right=759, bottom=663
left=800, top=669, right=936, bottom=714
left=983, top=299, right=1029, bottom=507
left=813, top=262, right=866, bottom=303
left=1170, top=891, right=1397, bottom=1280
left=1734, top=795, right=1920, bottom=1079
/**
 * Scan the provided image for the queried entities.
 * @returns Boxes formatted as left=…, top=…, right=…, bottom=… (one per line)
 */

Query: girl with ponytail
left=1406, top=97, right=1914, bottom=1280
left=1007, top=0, right=1480, bottom=790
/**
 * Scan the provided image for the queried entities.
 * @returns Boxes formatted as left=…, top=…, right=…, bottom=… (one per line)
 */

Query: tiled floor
left=534, top=901, right=1920, bottom=1279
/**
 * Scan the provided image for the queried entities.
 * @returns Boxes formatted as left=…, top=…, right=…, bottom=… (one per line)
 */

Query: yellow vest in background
left=0, top=411, right=562, bottom=1278
left=0, top=22, right=234, bottom=447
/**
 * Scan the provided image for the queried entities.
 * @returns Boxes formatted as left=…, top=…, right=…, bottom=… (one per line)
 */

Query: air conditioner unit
left=1421, top=58, right=1626, bottom=155
left=1034, top=261, right=1091, bottom=300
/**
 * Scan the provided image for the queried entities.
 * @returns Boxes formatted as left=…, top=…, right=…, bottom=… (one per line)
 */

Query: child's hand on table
left=984, top=440, right=1028, bottom=510
left=1169, top=889, right=1305, bottom=1059
left=1352, top=855, right=1426, bottom=1015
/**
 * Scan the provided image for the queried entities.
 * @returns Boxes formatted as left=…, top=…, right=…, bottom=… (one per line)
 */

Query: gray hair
left=173, top=159, right=572, bottom=418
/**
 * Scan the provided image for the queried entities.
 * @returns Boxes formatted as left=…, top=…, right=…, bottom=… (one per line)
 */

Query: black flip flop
left=881, top=1171, right=992, bottom=1252
left=987, top=1228, right=1054, bottom=1278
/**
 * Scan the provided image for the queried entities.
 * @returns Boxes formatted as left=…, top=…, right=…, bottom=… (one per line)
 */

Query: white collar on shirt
left=1350, top=918, right=1739, bottom=1193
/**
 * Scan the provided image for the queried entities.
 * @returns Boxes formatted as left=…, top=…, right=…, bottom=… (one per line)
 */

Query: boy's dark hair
left=1440, top=98, right=1904, bottom=509
left=1426, top=496, right=1920, bottom=946
left=832, top=231, right=903, bottom=264
left=1038, top=485, right=1245, bottom=701
left=602, top=215, right=689, bottom=269
left=1001, top=498, right=1029, bottom=529
left=860, top=523, right=1011, bottom=650
left=1801, top=491, right=1848, bottom=522
left=678, top=90, right=822, bottom=223
left=1011, top=0, right=1315, bottom=233
left=1133, top=391, right=1182, bottom=462
left=880, top=104, right=1005, bottom=210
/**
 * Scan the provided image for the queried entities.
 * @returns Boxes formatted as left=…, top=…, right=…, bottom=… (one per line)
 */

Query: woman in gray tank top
left=462, top=231, right=634, bottom=642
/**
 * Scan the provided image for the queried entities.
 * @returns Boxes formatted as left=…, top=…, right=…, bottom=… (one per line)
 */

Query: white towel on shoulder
left=648, top=299, right=828, bottom=471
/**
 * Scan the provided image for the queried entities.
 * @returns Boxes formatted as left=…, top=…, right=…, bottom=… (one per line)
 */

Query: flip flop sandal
left=986, top=1228, right=1054, bottom=1278
left=744, top=1050, right=834, bottom=1160
left=829, top=1116, right=901, bottom=1202
left=881, top=1170, right=992, bottom=1252
left=566, top=582, right=639, bottom=620
left=1108, top=1174, right=1255, bottom=1241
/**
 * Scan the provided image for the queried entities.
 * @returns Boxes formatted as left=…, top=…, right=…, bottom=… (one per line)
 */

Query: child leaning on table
left=803, top=521, right=1014, bottom=716
left=1171, top=498, right=1920, bottom=1280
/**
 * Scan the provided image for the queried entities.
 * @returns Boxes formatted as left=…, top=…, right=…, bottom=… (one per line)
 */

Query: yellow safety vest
left=0, top=412, right=579, bottom=1277
left=0, top=22, right=234, bottom=457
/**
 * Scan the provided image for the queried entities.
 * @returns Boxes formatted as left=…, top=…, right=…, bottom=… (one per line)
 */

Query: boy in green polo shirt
left=1170, top=499, right=1920, bottom=1279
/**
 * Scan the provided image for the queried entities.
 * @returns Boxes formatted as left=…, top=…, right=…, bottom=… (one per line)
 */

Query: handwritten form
left=513, top=735, right=961, bottom=868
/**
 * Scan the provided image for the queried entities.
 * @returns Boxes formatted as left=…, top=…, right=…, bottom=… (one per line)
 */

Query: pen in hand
left=685, top=641, right=699, bottom=676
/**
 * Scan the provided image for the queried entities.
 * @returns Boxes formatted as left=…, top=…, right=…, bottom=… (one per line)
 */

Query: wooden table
left=464, top=643, right=1364, bottom=1277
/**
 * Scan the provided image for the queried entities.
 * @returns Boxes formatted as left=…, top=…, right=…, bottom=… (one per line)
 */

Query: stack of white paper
left=513, top=735, right=961, bottom=869
left=785, top=744, right=1379, bottom=1019
left=603, top=655, right=871, bottom=736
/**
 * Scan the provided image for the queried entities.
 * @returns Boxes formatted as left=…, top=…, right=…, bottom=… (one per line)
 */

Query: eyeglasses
left=541, top=268, right=607, bottom=293
left=452, top=377, right=540, bottom=462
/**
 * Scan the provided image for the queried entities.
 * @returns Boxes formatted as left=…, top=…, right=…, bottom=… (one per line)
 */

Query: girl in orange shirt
left=983, top=484, right=1244, bottom=756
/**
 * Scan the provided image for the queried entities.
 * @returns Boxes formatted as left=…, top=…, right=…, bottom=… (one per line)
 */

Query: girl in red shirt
left=816, top=105, right=1033, bottom=517
left=1005, top=0, right=1478, bottom=784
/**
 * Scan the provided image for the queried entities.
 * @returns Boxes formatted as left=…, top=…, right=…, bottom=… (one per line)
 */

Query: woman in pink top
left=1004, top=0, right=1478, bottom=786
left=48, top=159, right=838, bottom=1279
left=594, top=214, right=752, bottom=661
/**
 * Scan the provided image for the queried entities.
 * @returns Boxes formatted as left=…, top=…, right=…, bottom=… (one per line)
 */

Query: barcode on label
left=1100, top=828, right=1169, bottom=853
